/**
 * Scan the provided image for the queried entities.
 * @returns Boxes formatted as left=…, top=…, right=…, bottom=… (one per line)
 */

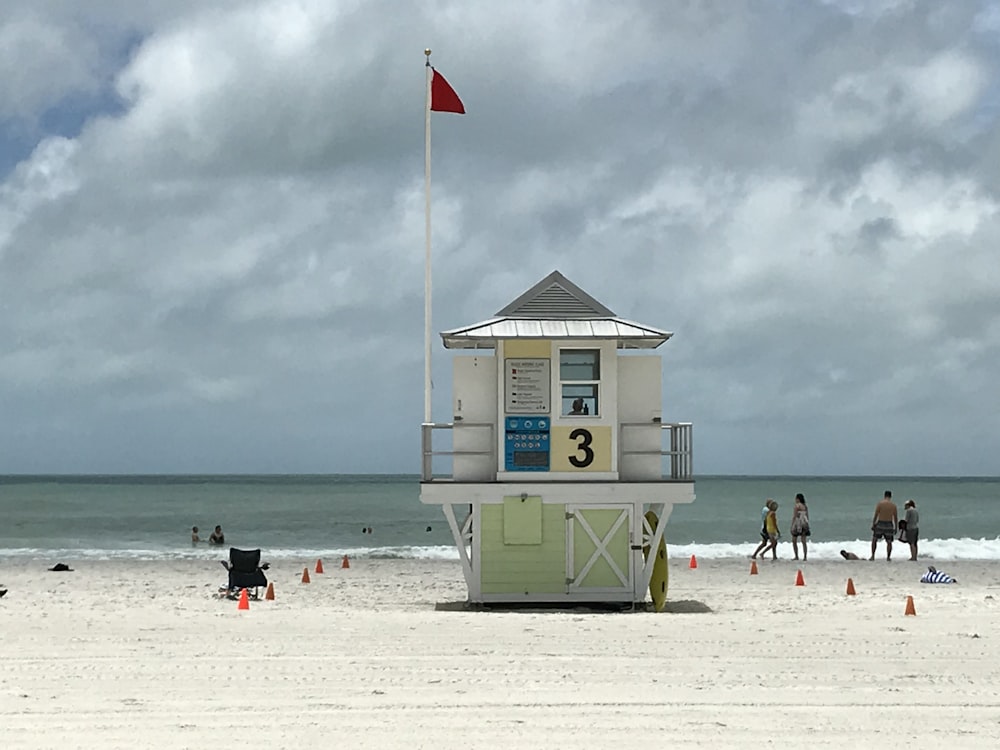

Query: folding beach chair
left=220, top=547, right=270, bottom=599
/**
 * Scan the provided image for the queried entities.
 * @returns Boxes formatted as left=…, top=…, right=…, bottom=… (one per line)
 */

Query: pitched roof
left=495, top=270, right=615, bottom=318
left=441, top=271, right=672, bottom=350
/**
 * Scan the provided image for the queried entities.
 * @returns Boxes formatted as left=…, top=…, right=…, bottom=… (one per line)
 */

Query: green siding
left=481, top=502, right=566, bottom=594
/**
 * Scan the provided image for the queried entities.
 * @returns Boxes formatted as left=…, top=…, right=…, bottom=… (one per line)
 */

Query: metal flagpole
left=423, top=49, right=433, bottom=425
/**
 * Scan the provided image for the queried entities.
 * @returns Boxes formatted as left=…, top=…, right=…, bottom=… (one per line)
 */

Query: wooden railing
left=618, top=422, right=693, bottom=481
left=421, top=422, right=495, bottom=482
left=421, top=421, right=693, bottom=483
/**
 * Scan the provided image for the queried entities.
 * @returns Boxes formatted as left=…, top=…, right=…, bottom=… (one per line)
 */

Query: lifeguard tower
left=420, top=271, right=694, bottom=608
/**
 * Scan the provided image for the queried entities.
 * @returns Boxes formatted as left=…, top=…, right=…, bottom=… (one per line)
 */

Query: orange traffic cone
left=904, top=595, right=916, bottom=616
left=750, top=560, right=758, bottom=575
left=264, top=582, right=275, bottom=600
left=315, top=558, right=325, bottom=574
left=846, top=578, right=856, bottom=596
left=795, top=569, right=805, bottom=586
left=688, top=555, right=697, bottom=569
left=301, top=567, right=311, bottom=584
left=237, top=588, right=249, bottom=610
left=341, top=554, right=351, bottom=569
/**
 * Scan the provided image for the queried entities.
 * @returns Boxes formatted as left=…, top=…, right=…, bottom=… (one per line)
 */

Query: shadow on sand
left=434, top=598, right=712, bottom=614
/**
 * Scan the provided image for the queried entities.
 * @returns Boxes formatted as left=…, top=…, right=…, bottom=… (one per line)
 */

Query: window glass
left=560, top=349, right=599, bottom=416
left=560, top=349, right=600, bottom=381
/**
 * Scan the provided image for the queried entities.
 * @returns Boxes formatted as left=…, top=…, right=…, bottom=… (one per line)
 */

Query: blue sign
left=504, top=417, right=550, bottom=471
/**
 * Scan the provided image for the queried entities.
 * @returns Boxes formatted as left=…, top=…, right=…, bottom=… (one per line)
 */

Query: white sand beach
left=2, top=555, right=999, bottom=749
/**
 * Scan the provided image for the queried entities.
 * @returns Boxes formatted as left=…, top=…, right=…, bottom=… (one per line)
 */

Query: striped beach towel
left=920, top=567, right=956, bottom=584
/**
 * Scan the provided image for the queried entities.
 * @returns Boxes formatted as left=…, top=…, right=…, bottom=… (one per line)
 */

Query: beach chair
left=220, top=547, right=270, bottom=599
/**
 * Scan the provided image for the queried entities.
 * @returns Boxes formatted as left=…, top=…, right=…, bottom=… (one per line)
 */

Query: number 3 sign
left=550, top=426, right=611, bottom=472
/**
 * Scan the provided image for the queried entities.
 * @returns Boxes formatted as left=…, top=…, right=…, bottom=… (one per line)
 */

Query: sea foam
left=1, top=538, right=997, bottom=562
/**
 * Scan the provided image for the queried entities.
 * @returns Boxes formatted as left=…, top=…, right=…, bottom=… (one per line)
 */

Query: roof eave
left=441, top=330, right=673, bottom=350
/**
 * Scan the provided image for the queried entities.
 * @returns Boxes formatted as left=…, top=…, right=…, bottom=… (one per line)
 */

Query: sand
left=1, top=554, right=999, bottom=749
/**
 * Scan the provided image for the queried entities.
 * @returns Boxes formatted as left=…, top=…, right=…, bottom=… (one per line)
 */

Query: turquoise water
left=1, top=474, right=997, bottom=561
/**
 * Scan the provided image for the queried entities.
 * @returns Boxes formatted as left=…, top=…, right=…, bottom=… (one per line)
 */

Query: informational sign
left=504, top=358, right=550, bottom=414
left=504, top=417, right=550, bottom=472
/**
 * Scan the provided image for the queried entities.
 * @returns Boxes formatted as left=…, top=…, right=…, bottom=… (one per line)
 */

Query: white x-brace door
left=566, top=505, right=634, bottom=595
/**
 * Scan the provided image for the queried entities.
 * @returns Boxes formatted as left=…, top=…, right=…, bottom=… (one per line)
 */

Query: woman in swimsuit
left=790, top=493, right=810, bottom=561
left=904, top=500, right=919, bottom=561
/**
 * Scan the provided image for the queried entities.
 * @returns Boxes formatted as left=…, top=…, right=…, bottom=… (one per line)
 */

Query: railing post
left=686, top=423, right=693, bottom=480
left=675, top=423, right=692, bottom=480
left=490, top=423, right=497, bottom=480
left=421, top=423, right=433, bottom=481
left=684, top=424, right=690, bottom=479
left=671, top=425, right=679, bottom=480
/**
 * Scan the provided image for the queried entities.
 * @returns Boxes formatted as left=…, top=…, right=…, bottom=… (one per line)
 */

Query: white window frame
left=559, top=347, right=601, bottom=417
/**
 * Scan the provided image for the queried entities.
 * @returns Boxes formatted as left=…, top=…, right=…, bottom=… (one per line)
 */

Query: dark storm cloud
left=0, top=0, right=998, bottom=474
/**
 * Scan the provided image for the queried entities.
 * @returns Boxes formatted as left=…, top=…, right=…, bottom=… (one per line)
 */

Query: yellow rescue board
left=643, top=510, right=669, bottom=612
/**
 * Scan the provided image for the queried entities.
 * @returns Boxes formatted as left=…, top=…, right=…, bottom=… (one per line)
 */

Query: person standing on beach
left=870, top=490, right=898, bottom=561
left=790, top=493, right=810, bottom=561
left=904, top=500, right=920, bottom=561
left=752, top=499, right=776, bottom=559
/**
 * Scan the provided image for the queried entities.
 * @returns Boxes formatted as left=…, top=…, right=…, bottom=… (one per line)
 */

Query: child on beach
left=191, top=526, right=201, bottom=544
left=751, top=499, right=777, bottom=559
left=753, top=500, right=781, bottom=560
left=763, top=502, right=780, bottom=559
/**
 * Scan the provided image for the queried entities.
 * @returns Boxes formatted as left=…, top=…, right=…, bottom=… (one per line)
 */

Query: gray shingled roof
left=441, top=271, right=673, bottom=350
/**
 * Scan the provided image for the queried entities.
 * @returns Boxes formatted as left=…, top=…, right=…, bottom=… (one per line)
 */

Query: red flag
left=431, top=69, right=465, bottom=114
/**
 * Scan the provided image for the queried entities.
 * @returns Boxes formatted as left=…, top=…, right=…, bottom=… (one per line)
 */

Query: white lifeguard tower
left=420, top=271, right=694, bottom=608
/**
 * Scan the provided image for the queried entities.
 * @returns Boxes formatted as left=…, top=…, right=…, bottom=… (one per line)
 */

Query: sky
left=1, top=0, right=998, bottom=476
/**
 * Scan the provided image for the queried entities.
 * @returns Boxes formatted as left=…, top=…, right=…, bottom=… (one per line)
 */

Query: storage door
left=566, top=505, right=633, bottom=596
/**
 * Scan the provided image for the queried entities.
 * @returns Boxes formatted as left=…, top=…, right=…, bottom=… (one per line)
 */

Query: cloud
left=0, top=13, right=102, bottom=122
left=1, top=0, right=998, bottom=474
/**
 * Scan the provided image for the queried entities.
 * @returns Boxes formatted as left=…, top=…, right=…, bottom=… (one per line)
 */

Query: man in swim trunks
left=870, top=490, right=898, bottom=561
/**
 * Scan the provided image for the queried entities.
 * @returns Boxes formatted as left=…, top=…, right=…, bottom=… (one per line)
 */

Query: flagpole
left=423, top=49, right=433, bottom=425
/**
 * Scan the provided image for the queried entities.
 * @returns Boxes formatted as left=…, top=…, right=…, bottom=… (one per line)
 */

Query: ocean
left=1, top=474, right=998, bottom=562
